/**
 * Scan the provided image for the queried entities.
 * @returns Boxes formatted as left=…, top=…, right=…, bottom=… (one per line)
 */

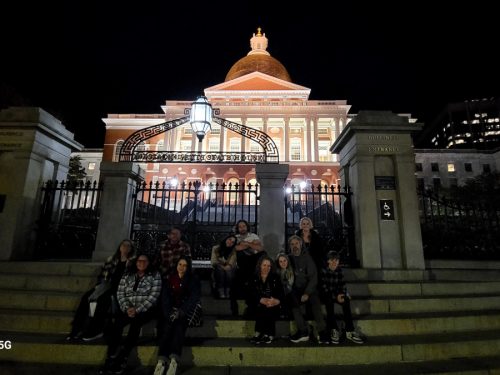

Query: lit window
left=250, top=142, right=261, bottom=153
left=230, top=139, right=241, bottom=152
left=114, top=140, right=124, bottom=162
left=180, top=140, right=192, bottom=152
left=447, top=163, right=455, bottom=172
left=318, top=141, right=330, bottom=162
left=208, top=139, right=219, bottom=152
left=88, top=162, right=96, bottom=171
left=290, top=139, right=301, bottom=161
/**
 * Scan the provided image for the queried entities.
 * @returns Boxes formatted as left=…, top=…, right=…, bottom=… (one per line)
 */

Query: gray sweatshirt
left=291, top=250, right=318, bottom=296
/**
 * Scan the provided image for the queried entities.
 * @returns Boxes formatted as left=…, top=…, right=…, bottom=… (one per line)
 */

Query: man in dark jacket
left=288, top=235, right=330, bottom=344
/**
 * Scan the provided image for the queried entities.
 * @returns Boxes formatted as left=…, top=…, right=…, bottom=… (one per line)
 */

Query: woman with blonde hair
left=295, top=217, right=326, bottom=270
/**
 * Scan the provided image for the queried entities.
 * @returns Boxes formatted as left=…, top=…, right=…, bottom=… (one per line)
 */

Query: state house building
left=101, top=29, right=349, bottom=188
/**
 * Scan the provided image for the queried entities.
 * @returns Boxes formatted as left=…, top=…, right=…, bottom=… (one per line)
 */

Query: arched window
left=226, top=177, right=240, bottom=204
left=114, top=140, right=124, bottom=162
left=247, top=178, right=259, bottom=205
left=156, top=140, right=164, bottom=151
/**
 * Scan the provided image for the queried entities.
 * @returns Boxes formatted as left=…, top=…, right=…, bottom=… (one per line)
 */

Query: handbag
left=186, top=302, right=203, bottom=328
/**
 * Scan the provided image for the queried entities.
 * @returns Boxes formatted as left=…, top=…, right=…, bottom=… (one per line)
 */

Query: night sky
left=2, top=1, right=499, bottom=148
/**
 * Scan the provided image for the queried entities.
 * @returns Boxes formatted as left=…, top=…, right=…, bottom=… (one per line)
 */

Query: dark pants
left=158, top=317, right=188, bottom=360
left=70, top=287, right=112, bottom=336
left=230, top=252, right=264, bottom=315
left=105, top=309, right=156, bottom=358
left=255, top=304, right=280, bottom=336
left=213, top=264, right=235, bottom=291
left=324, top=295, right=355, bottom=332
left=290, top=291, right=326, bottom=333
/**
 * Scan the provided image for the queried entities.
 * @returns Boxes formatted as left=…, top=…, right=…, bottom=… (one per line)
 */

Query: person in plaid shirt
left=320, top=251, right=364, bottom=344
left=99, top=254, right=162, bottom=375
left=156, top=227, right=192, bottom=278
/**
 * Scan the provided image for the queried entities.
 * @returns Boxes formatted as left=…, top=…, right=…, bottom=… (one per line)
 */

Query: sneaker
left=166, top=357, right=178, bottom=375
left=317, top=330, right=331, bottom=344
left=346, top=331, right=365, bottom=344
left=257, top=334, right=273, bottom=344
left=330, top=329, right=340, bottom=344
left=250, top=333, right=263, bottom=344
left=81, top=331, right=103, bottom=342
left=290, top=331, right=309, bottom=343
left=154, top=359, right=167, bottom=375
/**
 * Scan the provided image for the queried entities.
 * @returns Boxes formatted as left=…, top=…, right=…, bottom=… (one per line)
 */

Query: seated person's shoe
left=81, top=330, right=104, bottom=342
left=317, top=330, right=331, bottom=344
left=290, top=331, right=309, bottom=343
left=258, top=334, right=274, bottom=344
left=346, top=331, right=365, bottom=344
left=330, top=329, right=340, bottom=344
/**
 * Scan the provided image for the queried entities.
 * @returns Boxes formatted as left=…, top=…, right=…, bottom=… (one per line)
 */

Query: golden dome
left=225, top=54, right=292, bottom=82
left=225, top=28, right=292, bottom=82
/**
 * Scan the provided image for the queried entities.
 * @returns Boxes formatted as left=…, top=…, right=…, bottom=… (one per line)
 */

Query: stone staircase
left=1, top=262, right=500, bottom=374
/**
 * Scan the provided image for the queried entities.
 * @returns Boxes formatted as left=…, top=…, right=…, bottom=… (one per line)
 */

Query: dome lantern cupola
left=248, top=27, right=270, bottom=56
left=225, top=28, right=291, bottom=82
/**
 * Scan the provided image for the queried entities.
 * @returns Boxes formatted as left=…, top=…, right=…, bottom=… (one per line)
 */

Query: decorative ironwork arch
left=118, top=114, right=279, bottom=163
left=119, top=116, right=190, bottom=162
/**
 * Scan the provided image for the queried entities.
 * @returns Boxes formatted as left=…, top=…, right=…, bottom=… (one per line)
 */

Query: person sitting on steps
left=67, top=239, right=135, bottom=342
left=320, top=250, right=365, bottom=344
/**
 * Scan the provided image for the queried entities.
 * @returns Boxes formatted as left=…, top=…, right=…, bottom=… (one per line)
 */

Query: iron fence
left=36, top=180, right=103, bottom=259
left=131, top=180, right=259, bottom=260
left=284, top=184, right=357, bottom=267
left=419, top=189, right=500, bottom=259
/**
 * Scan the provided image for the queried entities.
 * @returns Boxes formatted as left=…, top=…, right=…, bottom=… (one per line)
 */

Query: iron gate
left=131, top=180, right=259, bottom=260
left=36, top=180, right=103, bottom=259
left=284, top=184, right=357, bottom=266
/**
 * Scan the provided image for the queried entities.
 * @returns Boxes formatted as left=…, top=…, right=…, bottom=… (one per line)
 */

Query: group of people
left=68, top=218, right=363, bottom=374
left=68, top=228, right=196, bottom=375
left=211, top=217, right=365, bottom=345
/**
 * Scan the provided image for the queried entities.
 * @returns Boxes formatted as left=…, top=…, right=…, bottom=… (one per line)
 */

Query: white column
left=306, top=117, right=312, bottom=162
left=313, top=117, right=319, bottom=162
left=284, top=117, right=290, bottom=161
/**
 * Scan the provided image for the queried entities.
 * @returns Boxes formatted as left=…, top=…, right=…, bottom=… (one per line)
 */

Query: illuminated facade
left=101, top=29, right=350, bottom=188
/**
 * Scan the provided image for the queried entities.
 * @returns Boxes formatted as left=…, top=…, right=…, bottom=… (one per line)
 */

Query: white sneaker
left=346, top=331, right=365, bottom=344
left=166, top=357, right=178, bottom=375
left=154, top=359, right=166, bottom=375
left=331, top=329, right=340, bottom=344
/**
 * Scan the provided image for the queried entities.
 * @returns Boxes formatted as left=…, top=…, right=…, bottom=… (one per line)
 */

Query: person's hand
left=127, top=307, right=136, bottom=318
left=268, top=297, right=280, bottom=307
left=301, top=294, right=309, bottom=303
left=223, top=264, right=232, bottom=271
left=169, top=308, right=179, bottom=322
left=337, top=294, right=345, bottom=303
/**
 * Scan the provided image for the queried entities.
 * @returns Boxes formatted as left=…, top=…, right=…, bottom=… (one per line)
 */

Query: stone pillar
left=256, top=163, right=289, bottom=258
left=0, top=107, right=82, bottom=260
left=93, top=161, right=144, bottom=261
left=331, top=111, right=424, bottom=269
